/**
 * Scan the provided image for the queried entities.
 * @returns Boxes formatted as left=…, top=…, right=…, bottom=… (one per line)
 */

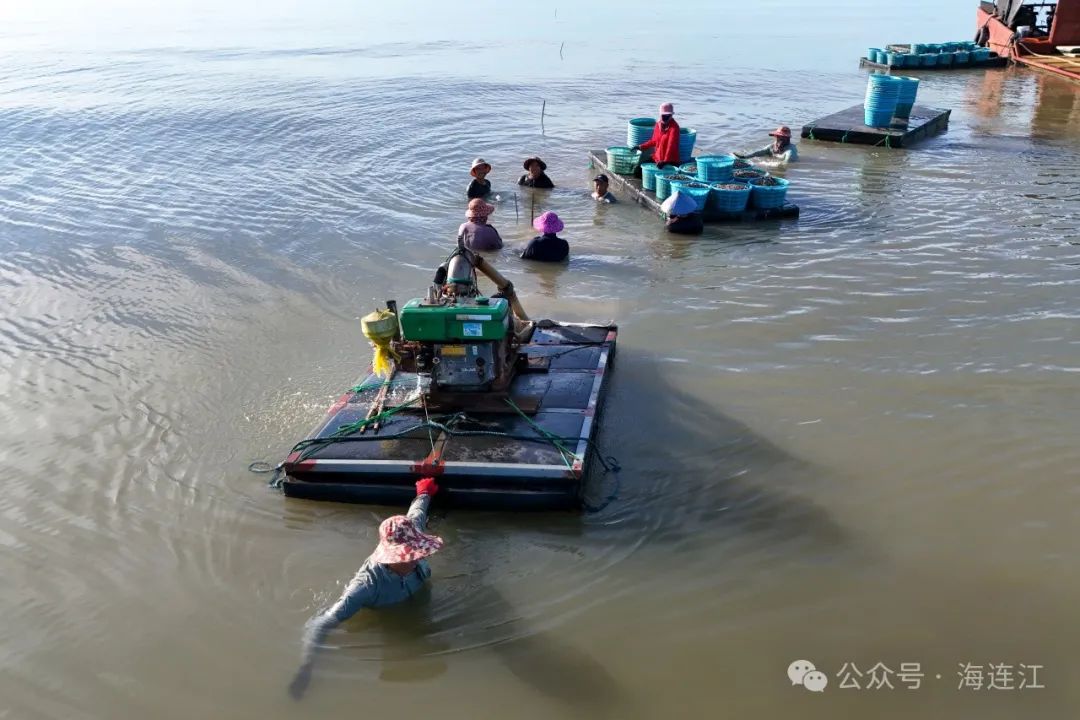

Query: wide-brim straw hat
left=523, top=156, right=547, bottom=171
left=769, top=125, right=792, bottom=139
left=467, top=198, right=495, bottom=219
left=661, top=191, right=698, bottom=216
left=470, top=157, right=491, bottom=177
left=369, top=514, right=444, bottom=564
left=532, top=211, right=564, bottom=234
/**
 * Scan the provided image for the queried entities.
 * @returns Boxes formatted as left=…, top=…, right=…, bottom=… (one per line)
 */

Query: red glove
left=415, top=477, right=439, bottom=496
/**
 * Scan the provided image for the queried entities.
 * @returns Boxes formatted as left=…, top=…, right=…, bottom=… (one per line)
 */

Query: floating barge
left=280, top=322, right=617, bottom=510
left=801, top=104, right=952, bottom=148
left=858, top=54, right=1008, bottom=71
left=977, top=0, right=1080, bottom=83
left=588, top=150, right=799, bottom=223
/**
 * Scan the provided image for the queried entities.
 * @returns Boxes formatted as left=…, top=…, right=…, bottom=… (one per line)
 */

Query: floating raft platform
left=588, top=150, right=799, bottom=223
left=801, top=104, right=951, bottom=148
left=280, top=322, right=617, bottom=510
left=858, top=55, right=1008, bottom=72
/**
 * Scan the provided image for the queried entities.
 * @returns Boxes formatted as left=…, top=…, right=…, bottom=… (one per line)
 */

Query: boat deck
left=801, top=104, right=951, bottom=148
left=280, top=322, right=617, bottom=510
left=858, top=55, right=1008, bottom=72
left=587, top=150, right=799, bottom=223
left=1016, top=52, right=1080, bottom=83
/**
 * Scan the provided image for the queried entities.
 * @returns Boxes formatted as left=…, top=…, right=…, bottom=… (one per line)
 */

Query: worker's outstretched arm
left=290, top=574, right=375, bottom=699
left=408, top=477, right=438, bottom=531
left=741, top=145, right=773, bottom=159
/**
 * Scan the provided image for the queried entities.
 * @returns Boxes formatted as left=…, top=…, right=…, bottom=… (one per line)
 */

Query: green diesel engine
left=397, top=296, right=512, bottom=392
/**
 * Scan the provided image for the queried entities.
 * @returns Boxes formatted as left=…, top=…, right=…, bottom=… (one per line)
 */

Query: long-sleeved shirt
left=467, top=178, right=491, bottom=199
left=520, top=233, right=569, bottom=262
left=639, top=119, right=681, bottom=165
left=745, top=142, right=799, bottom=164
left=518, top=172, right=555, bottom=189
left=297, top=495, right=433, bottom=668
left=458, top=220, right=504, bottom=251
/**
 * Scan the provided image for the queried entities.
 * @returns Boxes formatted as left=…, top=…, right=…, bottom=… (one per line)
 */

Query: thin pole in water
left=514, top=193, right=519, bottom=223
left=540, top=99, right=546, bottom=134
left=559, top=42, right=564, bottom=60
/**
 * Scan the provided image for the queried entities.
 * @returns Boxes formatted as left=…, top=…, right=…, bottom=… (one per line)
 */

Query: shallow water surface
left=1, top=1, right=1079, bottom=719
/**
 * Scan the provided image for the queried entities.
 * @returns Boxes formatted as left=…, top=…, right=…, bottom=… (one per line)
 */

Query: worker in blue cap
left=592, top=174, right=617, bottom=203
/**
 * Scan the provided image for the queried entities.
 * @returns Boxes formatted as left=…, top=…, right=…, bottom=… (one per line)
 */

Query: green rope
left=504, top=397, right=576, bottom=469
left=327, top=396, right=420, bottom=438
left=349, top=378, right=416, bottom=394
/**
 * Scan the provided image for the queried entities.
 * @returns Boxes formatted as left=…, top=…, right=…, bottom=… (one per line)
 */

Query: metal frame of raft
left=280, top=322, right=617, bottom=510
left=587, top=150, right=800, bottom=223
left=801, top=105, right=952, bottom=148
left=857, top=55, right=1009, bottom=71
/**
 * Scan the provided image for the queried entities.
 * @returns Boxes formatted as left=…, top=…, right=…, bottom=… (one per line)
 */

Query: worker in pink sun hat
left=632, top=102, right=681, bottom=168
left=289, top=478, right=443, bottom=699
left=736, top=125, right=799, bottom=165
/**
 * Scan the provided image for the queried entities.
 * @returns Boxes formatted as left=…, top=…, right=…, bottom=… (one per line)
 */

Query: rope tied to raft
left=504, top=397, right=621, bottom=512
left=259, top=381, right=622, bottom=510
left=248, top=460, right=285, bottom=488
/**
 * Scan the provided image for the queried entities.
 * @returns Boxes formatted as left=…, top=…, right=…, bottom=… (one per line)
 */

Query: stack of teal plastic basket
left=864, top=74, right=900, bottom=127
left=627, top=118, right=655, bottom=148
left=894, top=76, right=919, bottom=119
left=678, top=128, right=697, bottom=162
left=871, top=41, right=986, bottom=68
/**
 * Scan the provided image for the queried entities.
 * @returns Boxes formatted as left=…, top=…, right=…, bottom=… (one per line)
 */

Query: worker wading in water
left=289, top=478, right=443, bottom=699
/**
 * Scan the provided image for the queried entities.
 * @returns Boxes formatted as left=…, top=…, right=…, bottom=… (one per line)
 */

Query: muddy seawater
left=1, top=1, right=1078, bottom=718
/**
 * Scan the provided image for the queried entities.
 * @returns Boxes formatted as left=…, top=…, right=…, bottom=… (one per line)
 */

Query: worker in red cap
left=737, top=125, right=799, bottom=165
left=632, top=102, right=681, bottom=168
left=289, top=478, right=443, bottom=699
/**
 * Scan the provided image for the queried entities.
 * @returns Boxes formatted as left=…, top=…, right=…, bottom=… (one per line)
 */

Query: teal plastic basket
left=748, top=177, right=789, bottom=209
left=708, top=183, right=751, bottom=213
left=678, top=128, right=697, bottom=162
left=696, top=155, right=734, bottom=183
left=606, top=146, right=642, bottom=175
left=727, top=154, right=753, bottom=170
left=733, top=168, right=767, bottom=184
left=640, top=162, right=660, bottom=191
left=654, top=169, right=684, bottom=201
left=669, top=180, right=711, bottom=212
left=627, top=117, right=656, bottom=147
left=679, top=161, right=698, bottom=177
left=953, top=50, right=970, bottom=65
